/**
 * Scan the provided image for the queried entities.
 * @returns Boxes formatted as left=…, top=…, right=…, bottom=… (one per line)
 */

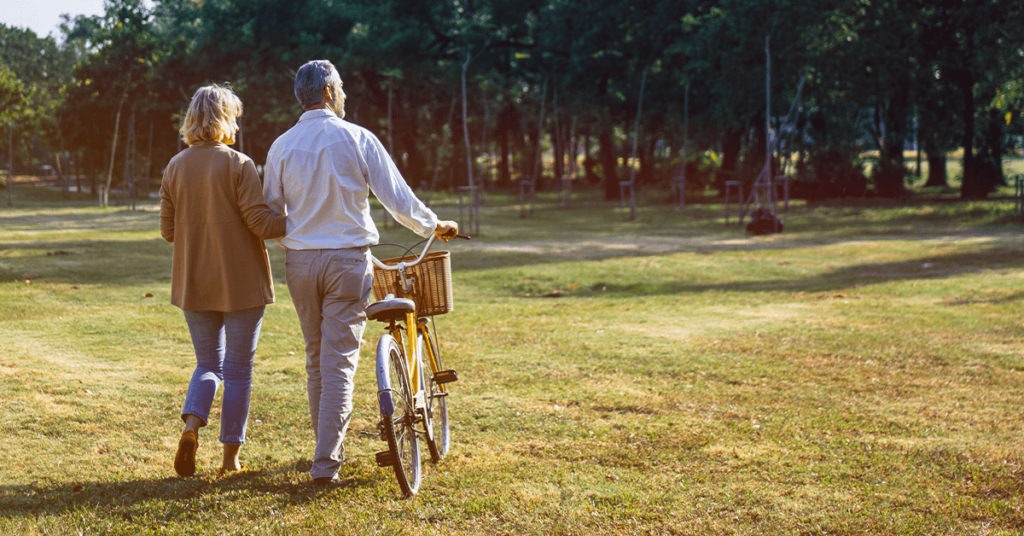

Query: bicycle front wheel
left=422, top=331, right=450, bottom=461
left=376, top=334, right=422, bottom=496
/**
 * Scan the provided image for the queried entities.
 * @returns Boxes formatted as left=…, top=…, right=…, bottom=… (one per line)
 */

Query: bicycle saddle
left=366, top=297, right=415, bottom=323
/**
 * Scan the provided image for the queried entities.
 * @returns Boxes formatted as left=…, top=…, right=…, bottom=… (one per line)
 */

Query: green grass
left=2, top=186, right=1024, bottom=534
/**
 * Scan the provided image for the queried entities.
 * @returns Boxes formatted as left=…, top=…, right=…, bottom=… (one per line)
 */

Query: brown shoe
left=174, top=430, right=198, bottom=477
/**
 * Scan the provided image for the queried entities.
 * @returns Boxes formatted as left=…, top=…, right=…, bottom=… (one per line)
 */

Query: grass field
left=1, top=186, right=1024, bottom=535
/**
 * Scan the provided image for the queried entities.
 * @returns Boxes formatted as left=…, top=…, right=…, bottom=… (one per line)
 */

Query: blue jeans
left=181, top=306, right=265, bottom=445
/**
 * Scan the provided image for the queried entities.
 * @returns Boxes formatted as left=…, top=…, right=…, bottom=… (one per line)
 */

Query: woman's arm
left=236, top=158, right=286, bottom=239
left=159, top=173, right=175, bottom=243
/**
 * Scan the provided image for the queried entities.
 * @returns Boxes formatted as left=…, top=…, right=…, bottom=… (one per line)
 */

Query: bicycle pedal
left=432, top=369, right=458, bottom=385
left=375, top=451, right=395, bottom=467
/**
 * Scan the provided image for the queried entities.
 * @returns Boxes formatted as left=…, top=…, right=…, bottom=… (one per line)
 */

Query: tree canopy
left=1, top=0, right=1022, bottom=201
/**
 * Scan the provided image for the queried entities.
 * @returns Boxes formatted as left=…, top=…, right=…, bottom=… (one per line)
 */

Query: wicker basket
left=372, top=251, right=453, bottom=316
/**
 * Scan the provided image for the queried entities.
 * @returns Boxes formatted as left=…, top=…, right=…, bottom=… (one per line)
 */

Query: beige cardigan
left=160, top=140, right=286, bottom=312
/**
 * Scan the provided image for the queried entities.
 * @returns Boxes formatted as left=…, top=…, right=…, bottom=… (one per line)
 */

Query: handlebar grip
left=456, top=234, right=471, bottom=240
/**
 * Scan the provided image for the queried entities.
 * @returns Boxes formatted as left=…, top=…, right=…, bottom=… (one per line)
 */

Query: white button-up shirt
left=264, top=109, right=439, bottom=250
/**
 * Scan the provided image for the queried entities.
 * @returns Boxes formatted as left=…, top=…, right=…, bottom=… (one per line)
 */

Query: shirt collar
left=299, top=108, right=338, bottom=122
left=189, top=140, right=225, bottom=148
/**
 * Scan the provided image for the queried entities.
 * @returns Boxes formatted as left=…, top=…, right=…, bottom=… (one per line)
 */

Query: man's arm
left=361, top=133, right=440, bottom=237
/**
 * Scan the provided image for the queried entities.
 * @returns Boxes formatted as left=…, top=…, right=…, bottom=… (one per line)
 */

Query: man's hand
left=434, top=221, right=459, bottom=242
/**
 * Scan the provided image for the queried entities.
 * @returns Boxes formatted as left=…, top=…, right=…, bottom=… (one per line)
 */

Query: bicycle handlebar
left=371, top=233, right=470, bottom=271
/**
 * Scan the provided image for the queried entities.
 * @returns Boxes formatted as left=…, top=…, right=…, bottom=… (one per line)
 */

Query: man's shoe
left=174, top=430, right=198, bottom=477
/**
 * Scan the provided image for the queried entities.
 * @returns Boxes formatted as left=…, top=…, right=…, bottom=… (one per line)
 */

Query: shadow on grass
left=0, top=465, right=376, bottom=520
left=557, top=247, right=1024, bottom=298
left=0, top=239, right=171, bottom=285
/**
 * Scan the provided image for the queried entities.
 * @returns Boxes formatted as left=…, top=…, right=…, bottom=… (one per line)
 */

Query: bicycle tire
left=376, top=334, right=422, bottom=496
left=421, top=330, right=450, bottom=461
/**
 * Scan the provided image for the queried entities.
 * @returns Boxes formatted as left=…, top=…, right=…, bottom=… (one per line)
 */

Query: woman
left=160, top=84, right=285, bottom=477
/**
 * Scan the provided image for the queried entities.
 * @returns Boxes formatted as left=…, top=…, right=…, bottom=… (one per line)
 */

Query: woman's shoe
left=174, top=430, right=198, bottom=477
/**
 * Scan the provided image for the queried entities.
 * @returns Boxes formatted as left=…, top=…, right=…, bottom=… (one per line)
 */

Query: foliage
left=3, top=0, right=1024, bottom=203
left=0, top=24, right=75, bottom=173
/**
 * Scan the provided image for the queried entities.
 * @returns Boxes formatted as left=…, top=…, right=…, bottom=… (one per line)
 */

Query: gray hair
left=294, top=60, right=342, bottom=109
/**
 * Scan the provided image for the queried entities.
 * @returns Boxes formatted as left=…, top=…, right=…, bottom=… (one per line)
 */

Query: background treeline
left=1, top=0, right=1022, bottom=203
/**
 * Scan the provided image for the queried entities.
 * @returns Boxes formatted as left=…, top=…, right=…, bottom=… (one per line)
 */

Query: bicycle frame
left=381, top=316, right=446, bottom=413
left=371, top=235, right=448, bottom=413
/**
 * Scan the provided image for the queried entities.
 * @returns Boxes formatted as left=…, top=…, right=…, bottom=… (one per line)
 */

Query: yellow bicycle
left=367, top=233, right=467, bottom=496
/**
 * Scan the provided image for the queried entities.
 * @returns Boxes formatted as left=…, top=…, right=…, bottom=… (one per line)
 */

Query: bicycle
left=367, top=232, right=468, bottom=496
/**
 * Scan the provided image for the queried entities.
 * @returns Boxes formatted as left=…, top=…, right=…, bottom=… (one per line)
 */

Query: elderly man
left=264, top=59, right=458, bottom=486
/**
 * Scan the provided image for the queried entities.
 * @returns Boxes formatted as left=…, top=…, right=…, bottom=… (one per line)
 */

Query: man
left=264, top=59, right=458, bottom=486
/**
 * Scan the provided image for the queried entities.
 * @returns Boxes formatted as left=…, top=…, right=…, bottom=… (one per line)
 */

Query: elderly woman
left=160, top=84, right=285, bottom=477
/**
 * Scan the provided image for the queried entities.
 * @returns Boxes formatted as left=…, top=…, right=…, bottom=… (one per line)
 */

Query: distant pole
left=8, top=121, right=12, bottom=206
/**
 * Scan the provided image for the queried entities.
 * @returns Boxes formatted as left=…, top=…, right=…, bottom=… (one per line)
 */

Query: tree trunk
left=75, top=149, right=82, bottom=193
left=924, top=152, right=948, bottom=187
left=7, top=121, right=12, bottom=207
left=583, top=133, right=598, bottom=184
left=551, top=121, right=562, bottom=182
left=104, top=89, right=128, bottom=208
left=599, top=126, right=619, bottom=200
left=55, top=152, right=67, bottom=199
left=498, top=125, right=510, bottom=187
left=495, top=98, right=518, bottom=188
left=874, top=93, right=909, bottom=198
left=958, top=51, right=982, bottom=198
left=461, top=53, right=474, bottom=188
left=639, top=135, right=655, bottom=186
left=145, top=121, right=153, bottom=199
left=530, top=77, right=548, bottom=190
left=716, top=128, right=743, bottom=193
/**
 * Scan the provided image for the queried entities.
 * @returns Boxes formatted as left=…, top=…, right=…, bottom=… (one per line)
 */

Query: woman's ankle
left=222, top=444, right=242, bottom=470
left=182, top=414, right=204, bottom=435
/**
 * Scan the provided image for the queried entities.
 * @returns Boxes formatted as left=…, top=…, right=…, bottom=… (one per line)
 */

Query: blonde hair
left=179, top=84, right=243, bottom=145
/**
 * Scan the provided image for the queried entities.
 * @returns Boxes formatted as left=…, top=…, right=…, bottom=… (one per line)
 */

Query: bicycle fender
left=378, top=390, right=395, bottom=417
left=376, top=335, right=396, bottom=416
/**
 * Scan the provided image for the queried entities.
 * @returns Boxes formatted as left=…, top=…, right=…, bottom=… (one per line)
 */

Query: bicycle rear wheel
left=376, top=334, right=422, bottom=496
left=421, top=330, right=450, bottom=461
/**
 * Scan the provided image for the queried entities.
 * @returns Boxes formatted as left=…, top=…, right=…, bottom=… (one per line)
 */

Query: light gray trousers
left=285, top=247, right=372, bottom=480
